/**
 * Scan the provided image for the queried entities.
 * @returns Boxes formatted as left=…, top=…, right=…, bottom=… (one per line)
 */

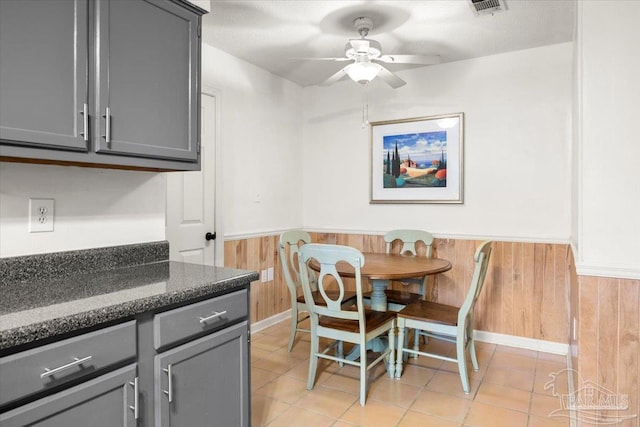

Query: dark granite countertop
left=0, top=243, right=259, bottom=351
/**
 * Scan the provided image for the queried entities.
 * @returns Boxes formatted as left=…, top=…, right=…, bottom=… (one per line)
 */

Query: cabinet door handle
left=199, top=310, right=227, bottom=324
left=163, top=364, right=173, bottom=403
left=102, top=107, right=111, bottom=143
left=128, top=377, right=139, bottom=419
left=80, top=103, right=89, bottom=142
left=40, top=355, right=93, bottom=379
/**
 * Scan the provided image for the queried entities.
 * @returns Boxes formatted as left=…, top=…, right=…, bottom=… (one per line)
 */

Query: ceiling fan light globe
left=345, top=62, right=382, bottom=84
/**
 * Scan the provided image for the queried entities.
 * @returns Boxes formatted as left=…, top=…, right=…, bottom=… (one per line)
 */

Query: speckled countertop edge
left=0, top=241, right=259, bottom=351
left=0, top=269, right=258, bottom=351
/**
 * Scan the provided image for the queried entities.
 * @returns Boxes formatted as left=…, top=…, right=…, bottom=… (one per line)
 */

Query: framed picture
left=370, top=113, right=464, bottom=204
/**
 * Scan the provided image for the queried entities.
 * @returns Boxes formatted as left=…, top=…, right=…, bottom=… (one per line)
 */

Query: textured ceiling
left=202, top=0, right=575, bottom=87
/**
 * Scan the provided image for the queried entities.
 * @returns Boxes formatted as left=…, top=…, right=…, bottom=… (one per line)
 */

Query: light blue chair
left=298, top=243, right=396, bottom=406
left=278, top=230, right=356, bottom=351
left=395, top=241, right=493, bottom=394
left=384, top=229, right=435, bottom=351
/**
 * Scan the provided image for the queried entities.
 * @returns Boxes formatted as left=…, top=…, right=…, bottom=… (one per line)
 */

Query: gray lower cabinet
left=0, top=364, right=138, bottom=427
left=154, top=321, right=250, bottom=427
left=0, top=0, right=204, bottom=171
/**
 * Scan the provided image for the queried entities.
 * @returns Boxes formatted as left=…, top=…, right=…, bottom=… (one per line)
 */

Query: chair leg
left=469, top=338, right=479, bottom=372
left=307, top=334, right=319, bottom=391
left=412, top=328, right=420, bottom=358
left=337, top=340, right=344, bottom=367
left=395, top=324, right=405, bottom=378
left=456, top=338, right=471, bottom=394
left=288, top=304, right=298, bottom=352
left=387, top=323, right=395, bottom=378
left=359, top=342, right=367, bottom=406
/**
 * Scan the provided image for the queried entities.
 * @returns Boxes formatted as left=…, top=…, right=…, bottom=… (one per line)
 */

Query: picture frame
left=370, top=113, right=464, bottom=204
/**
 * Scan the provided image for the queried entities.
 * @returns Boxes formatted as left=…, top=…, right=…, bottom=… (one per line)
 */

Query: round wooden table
left=313, top=253, right=452, bottom=311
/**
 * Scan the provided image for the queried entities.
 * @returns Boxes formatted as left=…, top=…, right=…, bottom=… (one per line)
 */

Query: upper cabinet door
left=0, top=0, right=89, bottom=151
left=95, top=0, right=199, bottom=162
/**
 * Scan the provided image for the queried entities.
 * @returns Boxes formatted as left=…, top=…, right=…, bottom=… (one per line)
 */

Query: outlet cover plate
left=29, top=198, right=54, bottom=233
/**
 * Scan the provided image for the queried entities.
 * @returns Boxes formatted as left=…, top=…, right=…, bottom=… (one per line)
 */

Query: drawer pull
left=40, top=355, right=93, bottom=379
left=163, top=364, right=173, bottom=403
left=199, top=310, right=227, bottom=324
left=129, top=377, right=139, bottom=419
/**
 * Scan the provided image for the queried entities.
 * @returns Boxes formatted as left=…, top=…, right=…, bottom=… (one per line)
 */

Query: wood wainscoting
left=224, top=232, right=571, bottom=344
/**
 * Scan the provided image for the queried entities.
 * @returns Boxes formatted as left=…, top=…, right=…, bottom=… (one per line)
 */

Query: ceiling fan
left=308, top=17, right=441, bottom=89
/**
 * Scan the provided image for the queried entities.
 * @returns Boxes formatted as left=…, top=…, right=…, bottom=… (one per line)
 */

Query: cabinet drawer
left=154, top=290, right=247, bottom=350
left=0, top=320, right=136, bottom=407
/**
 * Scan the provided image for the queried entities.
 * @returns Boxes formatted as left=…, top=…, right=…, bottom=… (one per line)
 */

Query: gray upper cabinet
left=0, top=0, right=89, bottom=151
left=0, top=0, right=204, bottom=171
left=94, top=0, right=199, bottom=162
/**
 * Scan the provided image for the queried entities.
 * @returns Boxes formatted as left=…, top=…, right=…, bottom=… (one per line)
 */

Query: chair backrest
left=278, top=230, right=313, bottom=299
left=298, top=244, right=366, bottom=325
left=384, top=229, right=434, bottom=257
left=458, top=241, right=493, bottom=327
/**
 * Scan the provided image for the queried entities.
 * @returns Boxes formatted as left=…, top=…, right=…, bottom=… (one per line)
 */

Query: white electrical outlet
left=29, top=198, right=55, bottom=233
left=261, top=269, right=268, bottom=283
left=267, top=267, right=274, bottom=281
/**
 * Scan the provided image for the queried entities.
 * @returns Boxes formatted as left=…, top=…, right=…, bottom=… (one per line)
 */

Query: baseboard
left=473, top=330, right=569, bottom=355
left=250, top=310, right=292, bottom=333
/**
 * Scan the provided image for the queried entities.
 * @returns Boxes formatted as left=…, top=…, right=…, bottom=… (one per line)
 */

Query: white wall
left=575, top=1, right=640, bottom=275
left=0, top=163, right=165, bottom=257
left=201, top=44, right=304, bottom=238
left=302, top=43, right=573, bottom=241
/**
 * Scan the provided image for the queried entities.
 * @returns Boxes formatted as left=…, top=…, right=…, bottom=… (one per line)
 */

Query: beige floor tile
left=394, top=364, right=436, bottom=388
left=294, top=385, right=359, bottom=419
left=251, top=394, right=291, bottom=427
left=494, top=345, right=539, bottom=359
left=409, top=389, right=472, bottom=423
left=266, top=405, right=336, bottom=427
left=536, top=352, right=567, bottom=364
left=252, top=366, right=281, bottom=391
left=535, top=359, right=566, bottom=378
left=398, top=410, right=462, bottom=427
left=425, top=370, right=480, bottom=399
left=339, top=400, right=407, bottom=427
left=490, top=351, right=537, bottom=372
left=464, top=401, right=529, bottom=427
left=253, top=350, right=307, bottom=375
left=474, top=382, right=531, bottom=413
left=331, top=421, right=358, bottom=427
left=253, top=333, right=289, bottom=352
left=252, top=346, right=272, bottom=362
left=285, top=357, right=339, bottom=384
left=528, top=414, right=570, bottom=427
left=255, top=375, right=310, bottom=404
left=533, top=370, right=569, bottom=396
left=529, top=393, right=562, bottom=418
left=483, top=366, right=535, bottom=391
left=367, top=376, right=422, bottom=408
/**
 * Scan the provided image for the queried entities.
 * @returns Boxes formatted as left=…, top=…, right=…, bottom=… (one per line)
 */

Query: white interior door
left=166, top=93, right=216, bottom=265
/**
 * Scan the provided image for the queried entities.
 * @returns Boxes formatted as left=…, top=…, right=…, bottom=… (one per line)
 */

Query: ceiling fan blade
left=377, top=66, right=406, bottom=89
left=375, top=54, right=441, bottom=65
left=319, top=66, right=349, bottom=86
left=293, top=57, right=351, bottom=62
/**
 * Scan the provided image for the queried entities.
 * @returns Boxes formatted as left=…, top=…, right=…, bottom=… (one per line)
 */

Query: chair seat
left=297, top=291, right=357, bottom=306
left=398, top=300, right=460, bottom=326
left=383, top=289, right=422, bottom=305
left=318, top=308, right=396, bottom=333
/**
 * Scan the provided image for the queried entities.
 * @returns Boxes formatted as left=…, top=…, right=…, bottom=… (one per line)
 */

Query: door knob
left=205, top=232, right=216, bottom=241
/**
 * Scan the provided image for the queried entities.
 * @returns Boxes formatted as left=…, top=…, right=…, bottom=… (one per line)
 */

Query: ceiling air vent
left=468, top=0, right=507, bottom=16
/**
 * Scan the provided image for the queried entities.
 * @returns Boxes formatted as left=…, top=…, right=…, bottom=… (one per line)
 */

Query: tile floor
left=250, top=319, right=570, bottom=427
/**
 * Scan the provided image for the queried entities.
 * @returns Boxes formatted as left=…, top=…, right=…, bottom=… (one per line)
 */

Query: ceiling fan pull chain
left=361, top=85, right=370, bottom=128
